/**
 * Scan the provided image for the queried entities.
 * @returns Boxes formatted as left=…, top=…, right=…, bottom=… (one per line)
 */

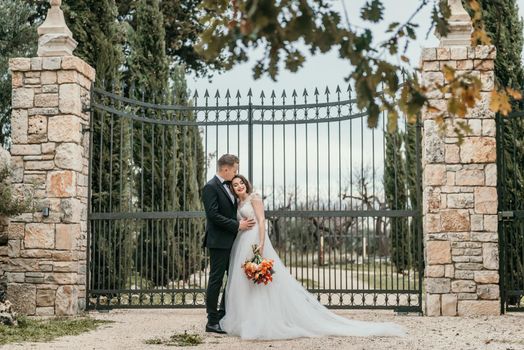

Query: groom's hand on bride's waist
left=239, top=218, right=255, bottom=231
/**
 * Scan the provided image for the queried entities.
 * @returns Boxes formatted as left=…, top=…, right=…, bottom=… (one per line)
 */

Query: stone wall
left=6, top=56, right=94, bottom=316
left=421, top=45, right=500, bottom=316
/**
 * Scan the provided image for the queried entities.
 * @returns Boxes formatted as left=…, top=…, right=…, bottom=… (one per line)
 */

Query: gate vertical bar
left=248, top=101, right=253, bottom=182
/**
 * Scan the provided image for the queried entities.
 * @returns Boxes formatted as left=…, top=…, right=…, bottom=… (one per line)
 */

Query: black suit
left=202, top=176, right=239, bottom=324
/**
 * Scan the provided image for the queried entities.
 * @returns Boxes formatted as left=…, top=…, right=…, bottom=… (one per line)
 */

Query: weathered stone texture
left=422, top=45, right=499, bottom=316
left=6, top=55, right=94, bottom=316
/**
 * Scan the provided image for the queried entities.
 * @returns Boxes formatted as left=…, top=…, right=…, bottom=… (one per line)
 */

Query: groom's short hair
left=218, top=154, right=239, bottom=169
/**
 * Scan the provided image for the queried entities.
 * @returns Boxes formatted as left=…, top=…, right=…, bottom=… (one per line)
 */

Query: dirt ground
left=3, top=309, right=524, bottom=350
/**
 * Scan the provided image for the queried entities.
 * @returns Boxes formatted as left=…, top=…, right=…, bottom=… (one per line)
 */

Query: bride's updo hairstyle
left=230, top=175, right=252, bottom=197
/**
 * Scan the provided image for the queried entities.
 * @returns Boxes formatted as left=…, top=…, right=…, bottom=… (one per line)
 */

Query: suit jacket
left=202, top=176, right=239, bottom=249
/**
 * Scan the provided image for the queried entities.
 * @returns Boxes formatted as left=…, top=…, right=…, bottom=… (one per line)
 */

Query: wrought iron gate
left=87, top=84, right=423, bottom=312
left=497, top=111, right=524, bottom=313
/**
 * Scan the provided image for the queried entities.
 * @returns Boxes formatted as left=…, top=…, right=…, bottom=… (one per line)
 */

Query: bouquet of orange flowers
left=241, top=245, right=275, bottom=285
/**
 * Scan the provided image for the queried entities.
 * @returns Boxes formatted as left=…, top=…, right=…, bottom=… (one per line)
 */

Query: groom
left=202, top=154, right=255, bottom=334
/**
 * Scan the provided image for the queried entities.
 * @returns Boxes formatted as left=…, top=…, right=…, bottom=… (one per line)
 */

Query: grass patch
left=145, top=331, right=203, bottom=346
left=0, top=316, right=111, bottom=345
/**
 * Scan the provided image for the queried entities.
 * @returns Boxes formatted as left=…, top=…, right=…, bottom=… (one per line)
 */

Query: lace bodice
left=237, top=193, right=261, bottom=220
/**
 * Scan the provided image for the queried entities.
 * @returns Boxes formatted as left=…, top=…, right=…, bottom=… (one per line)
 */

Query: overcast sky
left=188, top=0, right=524, bottom=206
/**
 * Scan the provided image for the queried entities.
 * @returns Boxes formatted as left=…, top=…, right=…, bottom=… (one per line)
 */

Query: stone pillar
left=421, top=1, right=499, bottom=316
left=5, top=0, right=95, bottom=316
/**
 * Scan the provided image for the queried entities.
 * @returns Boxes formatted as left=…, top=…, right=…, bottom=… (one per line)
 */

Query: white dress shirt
left=216, top=174, right=235, bottom=204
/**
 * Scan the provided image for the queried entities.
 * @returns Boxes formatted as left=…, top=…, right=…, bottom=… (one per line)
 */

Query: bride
left=219, top=174, right=406, bottom=340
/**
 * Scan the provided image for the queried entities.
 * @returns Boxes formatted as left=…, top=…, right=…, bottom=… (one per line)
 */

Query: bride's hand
left=257, top=243, right=264, bottom=256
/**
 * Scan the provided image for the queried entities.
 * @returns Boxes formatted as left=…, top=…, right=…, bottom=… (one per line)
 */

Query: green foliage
left=197, top=0, right=510, bottom=132
left=477, top=0, right=524, bottom=305
left=116, top=0, right=225, bottom=78
left=144, top=331, right=203, bottom=347
left=64, top=0, right=124, bottom=84
left=0, top=316, right=111, bottom=345
left=0, top=0, right=37, bottom=148
left=384, top=130, right=409, bottom=272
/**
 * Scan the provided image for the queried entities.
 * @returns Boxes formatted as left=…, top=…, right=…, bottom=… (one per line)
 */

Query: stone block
left=474, top=46, right=496, bottom=59
left=7, top=283, right=36, bottom=315
left=59, top=84, right=82, bottom=115
left=8, top=223, right=25, bottom=240
left=427, top=241, right=451, bottom=264
left=484, top=215, right=498, bottom=232
left=455, top=169, right=484, bottom=186
left=445, top=144, right=460, bottom=164
left=426, top=278, right=451, bottom=293
left=58, top=70, right=79, bottom=84
left=421, top=48, right=437, bottom=61
left=425, top=214, right=441, bottom=233
left=449, top=47, right=467, bottom=60
left=452, top=280, right=476, bottom=293
left=55, top=224, right=80, bottom=250
left=24, top=223, right=55, bottom=249
left=47, top=171, right=76, bottom=198
left=482, top=119, right=496, bottom=137
left=474, top=59, right=495, bottom=71
left=10, top=144, right=41, bottom=155
left=441, top=294, right=458, bottom=316
left=474, top=271, right=499, bottom=284
left=41, top=71, right=57, bottom=84
left=424, top=164, right=446, bottom=186
left=426, top=265, right=445, bottom=278
left=441, top=210, right=470, bottom=232
left=11, top=109, right=28, bottom=144
left=470, top=215, right=483, bottom=231
left=477, top=284, right=499, bottom=300
left=456, top=60, right=473, bottom=70
left=457, top=300, right=499, bottom=316
left=455, top=270, right=474, bottom=280
left=460, top=137, right=496, bottom=163
left=26, top=160, right=54, bottom=171
left=426, top=293, right=441, bottom=316
left=61, top=198, right=83, bottom=223
left=444, top=264, right=454, bottom=278
left=46, top=272, right=77, bottom=285
left=30, top=57, right=42, bottom=70
left=42, top=142, right=56, bottom=154
left=474, top=187, right=497, bottom=214
left=55, top=285, right=78, bottom=315
left=472, top=232, right=498, bottom=242
left=42, top=57, right=62, bottom=70
left=446, top=193, right=474, bottom=209
left=34, top=93, right=59, bottom=108
left=9, top=58, right=31, bottom=71
left=436, top=48, right=451, bottom=60
left=48, top=115, right=82, bottom=143
left=482, top=243, right=499, bottom=270
left=11, top=88, right=35, bottom=109
left=55, top=143, right=83, bottom=172
left=455, top=263, right=484, bottom=270
left=12, top=72, right=23, bottom=88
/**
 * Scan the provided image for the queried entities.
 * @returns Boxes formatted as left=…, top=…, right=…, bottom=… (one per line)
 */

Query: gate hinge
left=498, top=211, right=514, bottom=221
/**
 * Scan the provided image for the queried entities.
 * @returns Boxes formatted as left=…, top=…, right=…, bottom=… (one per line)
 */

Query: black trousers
left=206, top=248, right=231, bottom=324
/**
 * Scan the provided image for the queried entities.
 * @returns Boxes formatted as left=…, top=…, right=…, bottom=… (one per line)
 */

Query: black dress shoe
left=205, top=323, right=227, bottom=334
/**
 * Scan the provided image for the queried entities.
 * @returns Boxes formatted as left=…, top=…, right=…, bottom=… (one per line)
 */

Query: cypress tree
left=478, top=0, right=524, bottom=305
left=0, top=0, right=37, bottom=148
left=126, top=0, right=205, bottom=287
left=384, top=129, right=410, bottom=272
left=61, top=0, right=133, bottom=295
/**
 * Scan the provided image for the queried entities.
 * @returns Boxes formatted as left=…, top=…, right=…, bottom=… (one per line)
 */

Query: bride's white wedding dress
left=219, top=193, right=406, bottom=340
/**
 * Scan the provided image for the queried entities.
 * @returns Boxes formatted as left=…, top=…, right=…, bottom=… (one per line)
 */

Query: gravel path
left=4, top=309, right=524, bottom=350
